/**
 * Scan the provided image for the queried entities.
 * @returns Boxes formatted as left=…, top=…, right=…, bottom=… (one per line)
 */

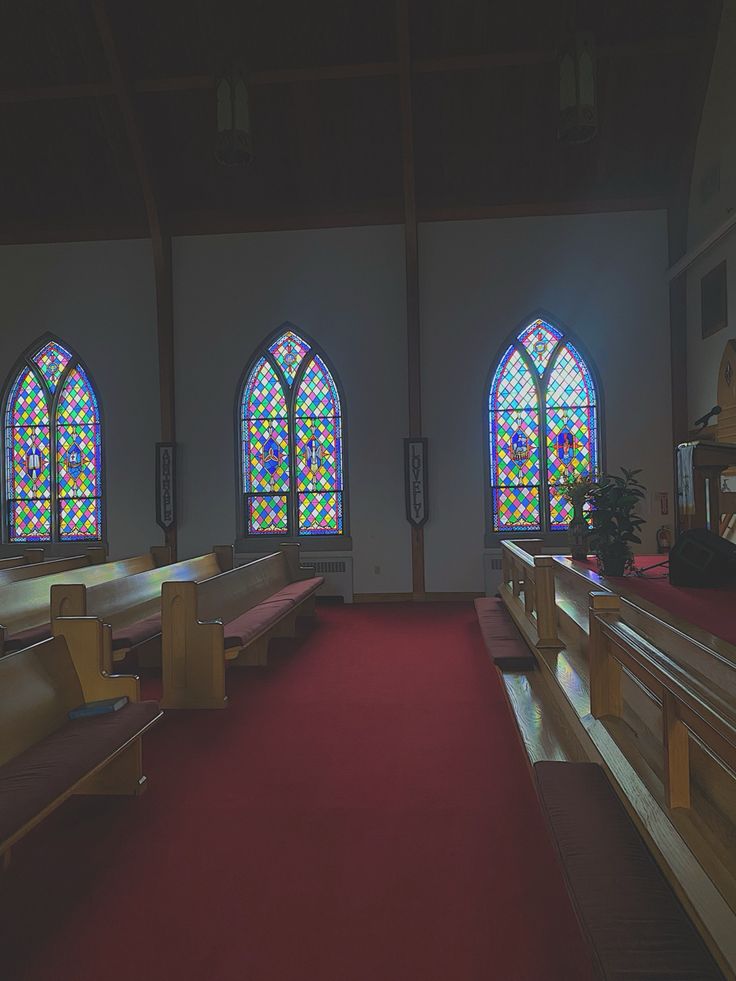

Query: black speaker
left=669, top=529, right=736, bottom=587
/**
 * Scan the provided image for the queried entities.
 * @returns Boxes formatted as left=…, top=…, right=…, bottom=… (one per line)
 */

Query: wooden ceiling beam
left=0, top=35, right=693, bottom=105
left=91, top=0, right=177, bottom=556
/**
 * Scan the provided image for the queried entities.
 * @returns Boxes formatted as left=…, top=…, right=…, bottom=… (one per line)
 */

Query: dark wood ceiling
left=0, top=0, right=723, bottom=242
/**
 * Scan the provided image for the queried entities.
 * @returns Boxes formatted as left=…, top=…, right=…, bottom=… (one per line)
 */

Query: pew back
left=196, top=552, right=290, bottom=623
left=52, top=548, right=232, bottom=628
left=0, top=548, right=45, bottom=572
left=0, top=637, right=83, bottom=766
left=0, top=548, right=170, bottom=639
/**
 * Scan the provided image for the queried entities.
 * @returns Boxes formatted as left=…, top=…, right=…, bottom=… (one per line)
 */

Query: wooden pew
left=0, top=544, right=172, bottom=656
left=161, top=545, right=323, bottom=710
left=49, top=546, right=235, bottom=669
left=0, top=548, right=45, bottom=572
left=0, top=617, right=162, bottom=868
left=0, top=546, right=107, bottom=588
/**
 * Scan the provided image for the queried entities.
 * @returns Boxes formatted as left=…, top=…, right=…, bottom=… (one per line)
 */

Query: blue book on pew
left=68, top=696, right=128, bottom=720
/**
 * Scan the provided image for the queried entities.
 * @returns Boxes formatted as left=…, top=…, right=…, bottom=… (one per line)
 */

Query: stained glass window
left=488, top=319, right=599, bottom=533
left=240, top=327, right=345, bottom=537
left=4, top=340, right=103, bottom=542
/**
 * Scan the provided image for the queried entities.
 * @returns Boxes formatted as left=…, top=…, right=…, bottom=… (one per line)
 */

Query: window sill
left=236, top=536, right=352, bottom=554
left=484, top=530, right=571, bottom=550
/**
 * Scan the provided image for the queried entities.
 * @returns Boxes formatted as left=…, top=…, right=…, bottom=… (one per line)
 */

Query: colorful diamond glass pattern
left=245, top=418, right=290, bottom=493
left=10, top=500, right=52, bottom=541
left=298, top=492, right=341, bottom=535
left=10, top=369, right=49, bottom=427
left=546, top=344, right=596, bottom=407
left=295, top=418, right=341, bottom=492
left=32, top=341, right=71, bottom=392
left=242, top=333, right=345, bottom=536
left=56, top=425, right=101, bottom=498
left=492, top=486, right=540, bottom=532
left=248, top=495, right=289, bottom=534
left=489, top=325, right=599, bottom=534
left=59, top=498, right=101, bottom=540
left=490, top=409, right=540, bottom=486
left=490, top=347, right=537, bottom=411
left=295, top=356, right=340, bottom=418
left=57, top=366, right=99, bottom=425
left=244, top=358, right=288, bottom=418
left=268, top=331, right=311, bottom=385
left=517, top=320, right=562, bottom=375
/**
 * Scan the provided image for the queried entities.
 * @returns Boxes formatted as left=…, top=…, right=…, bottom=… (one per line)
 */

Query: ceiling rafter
left=0, top=36, right=693, bottom=106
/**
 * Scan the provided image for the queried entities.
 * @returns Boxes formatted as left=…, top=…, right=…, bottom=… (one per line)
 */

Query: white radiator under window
left=300, top=554, right=354, bottom=603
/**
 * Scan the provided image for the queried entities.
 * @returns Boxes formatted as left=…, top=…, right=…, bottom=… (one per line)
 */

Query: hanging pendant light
left=215, top=64, right=254, bottom=167
left=558, top=29, right=597, bottom=144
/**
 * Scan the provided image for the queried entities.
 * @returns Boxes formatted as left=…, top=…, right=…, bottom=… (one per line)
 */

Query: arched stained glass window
left=489, top=318, right=599, bottom=533
left=239, top=327, right=345, bottom=537
left=4, top=339, right=103, bottom=542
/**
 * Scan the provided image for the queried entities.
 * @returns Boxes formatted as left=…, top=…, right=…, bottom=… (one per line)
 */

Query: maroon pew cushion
left=5, top=624, right=51, bottom=652
left=112, top=614, right=162, bottom=651
left=259, top=577, right=324, bottom=608
left=0, top=701, right=161, bottom=847
left=535, top=761, right=724, bottom=980
left=223, top=600, right=294, bottom=650
left=473, top=597, right=535, bottom=670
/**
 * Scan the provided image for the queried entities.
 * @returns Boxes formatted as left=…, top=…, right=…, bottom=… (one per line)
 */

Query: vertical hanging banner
left=405, top=437, right=428, bottom=527
left=156, top=442, right=176, bottom=531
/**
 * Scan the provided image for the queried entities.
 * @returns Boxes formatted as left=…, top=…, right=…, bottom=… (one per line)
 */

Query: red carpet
left=578, top=555, right=736, bottom=647
left=0, top=604, right=592, bottom=981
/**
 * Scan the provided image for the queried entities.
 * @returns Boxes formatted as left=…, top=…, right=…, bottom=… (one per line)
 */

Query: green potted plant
left=559, top=472, right=597, bottom=560
left=589, top=468, right=647, bottom=577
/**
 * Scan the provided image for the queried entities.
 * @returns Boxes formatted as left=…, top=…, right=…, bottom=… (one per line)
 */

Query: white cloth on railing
left=677, top=442, right=696, bottom=516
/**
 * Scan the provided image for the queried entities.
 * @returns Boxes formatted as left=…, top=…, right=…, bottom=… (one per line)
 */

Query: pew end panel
left=23, top=547, right=45, bottom=564
left=150, top=544, right=174, bottom=567
left=53, top=618, right=140, bottom=704
left=161, top=581, right=228, bottom=710
left=50, top=582, right=88, bottom=620
left=214, top=544, right=235, bottom=572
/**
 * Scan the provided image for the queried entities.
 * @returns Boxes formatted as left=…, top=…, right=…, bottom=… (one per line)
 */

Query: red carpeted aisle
left=0, top=604, right=592, bottom=981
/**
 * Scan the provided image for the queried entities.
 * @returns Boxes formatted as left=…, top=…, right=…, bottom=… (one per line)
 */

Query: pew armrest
left=53, top=617, right=140, bottom=703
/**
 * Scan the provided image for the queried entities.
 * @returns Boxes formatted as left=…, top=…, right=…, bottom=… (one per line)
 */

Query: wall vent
left=308, top=560, right=347, bottom=574
left=483, top=549, right=503, bottom=596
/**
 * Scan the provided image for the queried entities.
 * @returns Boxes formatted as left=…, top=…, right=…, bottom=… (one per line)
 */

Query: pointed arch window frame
left=235, top=324, right=351, bottom=549
left=484, top=313, right=604, bottom=544
left=2, top=334, right=106, bottom=545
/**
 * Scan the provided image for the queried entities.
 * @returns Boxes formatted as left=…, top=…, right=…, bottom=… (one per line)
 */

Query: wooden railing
left=589, top=590, right=736, bottom=812
left=500, top=540, right=559, bottom=649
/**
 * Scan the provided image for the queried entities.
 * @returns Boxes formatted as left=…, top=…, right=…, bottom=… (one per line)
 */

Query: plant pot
left=598, top=550, right=627, bottom=577
left=568, top=507, right=589, bottom=561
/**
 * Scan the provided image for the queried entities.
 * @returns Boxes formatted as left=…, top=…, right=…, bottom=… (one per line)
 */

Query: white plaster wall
left=686, top=0, right=736, bottom=419
left=173, top=225, right=411, bottom=594
left=0, top=239, right=160, bottom=558
left=420, top=211, right=672, bottom=592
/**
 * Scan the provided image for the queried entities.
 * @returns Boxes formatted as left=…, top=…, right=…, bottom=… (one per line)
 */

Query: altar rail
left=499, top=539, right=736, bottom=977
left=500, top=539, right=559, bottom=649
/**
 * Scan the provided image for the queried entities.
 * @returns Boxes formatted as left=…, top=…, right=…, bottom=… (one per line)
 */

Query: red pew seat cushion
left=0, top=701, right=161, bottom=847
left=259, top=577, right=324, bottom=608
left=223, top=600, right=294, bottom=650
left=535, top=761, right=724, bottom=980
left=112, top=614, right=162, bottom=651
left=473, top=597, right=535, bottom=670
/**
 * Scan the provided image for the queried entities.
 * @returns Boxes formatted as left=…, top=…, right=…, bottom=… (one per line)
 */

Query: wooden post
left=397, top=0, right=424, bottom=598
left=663, top=690, right=691, bottom=809
left=92, top=0, right=177, bottom=560
left=534, top=556, right=560, bottom=648
left=589, top=591, right=622, bottom=717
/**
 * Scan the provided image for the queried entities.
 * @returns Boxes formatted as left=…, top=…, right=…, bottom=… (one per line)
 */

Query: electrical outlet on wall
left=374, top=565, right=381, bottom=575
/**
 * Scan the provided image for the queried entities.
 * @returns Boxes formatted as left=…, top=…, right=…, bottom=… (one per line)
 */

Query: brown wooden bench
left=161, top=545, right=324, bottom=710
left=0, top=546, right=107, bottom=588
left=535, top=761, right=725, bottom=980
left=49, top=546, right=234, bottom=669
left=0, top=544, right=172, bottom=656
left=0, top=548, right=46, bottom=572
left=473, top=597, right=536, bottom=670
left=0, top=617, right=162, bottom=868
